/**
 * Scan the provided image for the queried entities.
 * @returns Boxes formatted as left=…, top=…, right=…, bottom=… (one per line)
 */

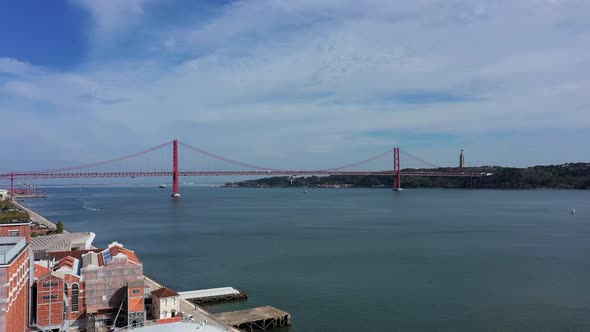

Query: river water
left=21, top=187, right=590, bottom=331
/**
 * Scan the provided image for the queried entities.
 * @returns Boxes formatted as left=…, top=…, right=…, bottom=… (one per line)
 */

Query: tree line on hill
left=225, top=163, right=590, bottom=189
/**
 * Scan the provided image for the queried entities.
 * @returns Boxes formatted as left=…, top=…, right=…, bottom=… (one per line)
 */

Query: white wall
left=152, top=296, right=180, bottom=319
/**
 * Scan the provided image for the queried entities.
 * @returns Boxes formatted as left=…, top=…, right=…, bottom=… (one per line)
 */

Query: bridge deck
left=1, top=170, right=488, bottom=179
left=213, top=306, right=291, bottom=332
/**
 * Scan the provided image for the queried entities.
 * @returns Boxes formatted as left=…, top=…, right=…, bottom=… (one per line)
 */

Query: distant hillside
left=225, top=163, right=590, bottom=189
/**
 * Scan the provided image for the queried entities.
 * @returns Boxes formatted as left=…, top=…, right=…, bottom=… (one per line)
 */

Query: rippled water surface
left=22, top=187, right=590, bottom=331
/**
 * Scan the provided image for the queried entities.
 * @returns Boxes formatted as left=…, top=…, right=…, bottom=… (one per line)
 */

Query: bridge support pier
left=393, top=147, right=402, bottom=191
left=172, top=139, right=180, bottom=197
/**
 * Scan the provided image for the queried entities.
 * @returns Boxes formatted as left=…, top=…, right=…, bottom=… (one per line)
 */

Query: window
left=42, top=281, right=59, bottom=288
left=42, top=295, right=50, bottom=300
left=8, top=230, right=19, bottom=236
left=64, top=283, right=68, bottom=296
left=132, top=289, right=140, bottom=295
left=51, top=294, right=58, bottom=299
left=71, top=284, right=79, bottom=312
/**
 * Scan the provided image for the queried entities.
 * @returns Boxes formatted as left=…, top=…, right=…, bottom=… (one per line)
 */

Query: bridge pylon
left=10, top=172, right=14, bottom=200
left=393, top=147, right=402, bottom=191
left=172, top=139, right=180, bottom=197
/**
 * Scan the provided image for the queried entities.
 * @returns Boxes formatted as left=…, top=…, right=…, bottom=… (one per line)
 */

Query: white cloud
left=71, top=0, right=146, bottom=37
left=0, top=58, right=38, bottom=75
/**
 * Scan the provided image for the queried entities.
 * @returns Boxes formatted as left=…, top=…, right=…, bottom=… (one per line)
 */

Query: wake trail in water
left=81, top=200, right=100, bottom=211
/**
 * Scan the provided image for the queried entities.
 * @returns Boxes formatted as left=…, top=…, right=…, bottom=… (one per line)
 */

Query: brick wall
left=0, top=224, right=31, bottom=243
left=36, top=275, right=65, bottom=328
left=0, top=246, right=31, bottom=332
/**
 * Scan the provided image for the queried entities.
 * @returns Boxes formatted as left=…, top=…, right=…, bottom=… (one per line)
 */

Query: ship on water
left=158, top=184, right=166, bottom=188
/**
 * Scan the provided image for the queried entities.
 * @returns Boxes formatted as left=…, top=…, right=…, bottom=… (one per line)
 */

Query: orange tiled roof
left=151, top=287, right=179, bottom=298
left=109, top=245, right=141, bottom=264
left=34, top=264, right=51, bottom=279
left=49, top=248, right=104, bottom=261
left=55, top=256, right=76, bottom=270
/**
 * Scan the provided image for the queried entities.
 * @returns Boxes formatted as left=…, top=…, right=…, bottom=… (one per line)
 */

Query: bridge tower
left=172, top=139, right=180, bottom=197
left=10, top=172, right=14, bottom=200
left=393, top=147, right=402, bottom=191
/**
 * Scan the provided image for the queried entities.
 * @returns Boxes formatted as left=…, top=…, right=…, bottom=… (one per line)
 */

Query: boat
left=571, top=208, right=576, bottom=215
left=159, top=184, right=166, bottom=188
left=171, top=193, right=181, bottom=198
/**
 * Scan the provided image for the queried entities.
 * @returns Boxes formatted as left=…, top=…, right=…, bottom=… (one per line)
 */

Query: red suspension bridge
left=0, top=139, right=487, bottom=198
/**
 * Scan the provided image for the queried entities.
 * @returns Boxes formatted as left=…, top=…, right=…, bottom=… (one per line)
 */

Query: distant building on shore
left=0, top=189, right=8, bottom=201
left=151, top=287, right=181, bottom=320
left=459, top=150, right=465, bottom=168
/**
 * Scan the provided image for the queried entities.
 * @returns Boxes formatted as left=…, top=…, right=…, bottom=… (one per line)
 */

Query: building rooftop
left=34, top=263, right=51, bottom=279
left=0, top=236, right=27, bottom=265
left=124, top=322, right=227, bottom=332
left=107, top=242, right=140, bottom=264
left=30, top=232, right=95, bottom=252
left=54, top=256, right=80, bottom=274
left=77, top=242, right=142, bottom=270
left=0, top=219, right=31, bottom=225
left=49, top=248, right=104, bottom=261
left=151, top=287, right=180, bottom=298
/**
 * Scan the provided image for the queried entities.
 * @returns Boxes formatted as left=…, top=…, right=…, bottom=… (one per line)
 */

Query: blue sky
left=1, top=0, right=589, bottom=172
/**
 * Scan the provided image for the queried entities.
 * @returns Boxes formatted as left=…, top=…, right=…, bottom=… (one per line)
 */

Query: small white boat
left=571, top=209, right=576, bottom=215
left=159, top=184, right=166, bottom=188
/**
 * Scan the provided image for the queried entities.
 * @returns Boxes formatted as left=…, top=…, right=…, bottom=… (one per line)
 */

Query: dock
left=143, top=275, right=242, bottom=332
left=179, top=287, right=248, bottom=304
left=213, top=306, right=291, bottom=332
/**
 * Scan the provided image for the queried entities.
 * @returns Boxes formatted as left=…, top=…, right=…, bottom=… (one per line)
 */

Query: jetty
left=213, top=306, right=291, bottom=332
left=179, top=287, right=248, bottom=304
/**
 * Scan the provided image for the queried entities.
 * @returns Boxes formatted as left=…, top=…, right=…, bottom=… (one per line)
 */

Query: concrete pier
left=213, top=306, right=291, bottom=332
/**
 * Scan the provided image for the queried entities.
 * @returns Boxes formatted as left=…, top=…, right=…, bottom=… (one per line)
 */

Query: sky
left=1, top=0, right=590, bottom=173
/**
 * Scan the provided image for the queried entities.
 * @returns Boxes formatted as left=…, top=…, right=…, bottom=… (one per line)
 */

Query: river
left=21, top=187, right=590, bottom=331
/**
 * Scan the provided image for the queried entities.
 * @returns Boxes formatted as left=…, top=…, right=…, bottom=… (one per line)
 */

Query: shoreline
left=17, top=199, right=241, bottom=332
left=12, top=200, right=66, bottom=232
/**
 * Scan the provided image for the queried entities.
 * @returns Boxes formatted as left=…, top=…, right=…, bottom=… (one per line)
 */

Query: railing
left=116, top=317, right=195, bottom=331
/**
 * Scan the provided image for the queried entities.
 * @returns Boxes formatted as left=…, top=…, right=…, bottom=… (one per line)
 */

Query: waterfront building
left=0, top=236, right=33, bottom=332
left=150, top=287, right=180, bottom=320
left=33, top=241, right=146, bottom=330
left=0, top=189, right=8, bottom=201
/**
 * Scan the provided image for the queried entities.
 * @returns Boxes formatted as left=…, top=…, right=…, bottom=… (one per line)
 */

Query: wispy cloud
left=71, top=0, right=145, bottom=35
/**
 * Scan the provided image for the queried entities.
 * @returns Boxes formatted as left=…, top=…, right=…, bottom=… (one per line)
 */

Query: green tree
left=56, top=220, right=64, bottom=234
